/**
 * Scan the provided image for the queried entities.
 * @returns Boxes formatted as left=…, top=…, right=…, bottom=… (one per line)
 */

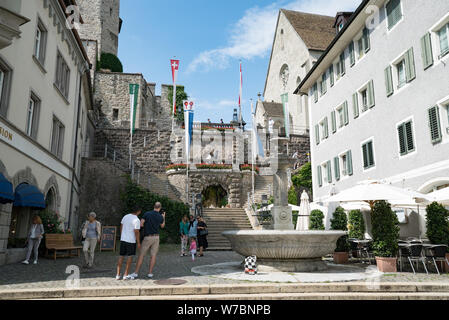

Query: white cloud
left=187, top=0, right=362, bottom=73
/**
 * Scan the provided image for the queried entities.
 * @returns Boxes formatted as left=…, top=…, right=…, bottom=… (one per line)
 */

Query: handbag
left=199, top=229, right=208, bottom=236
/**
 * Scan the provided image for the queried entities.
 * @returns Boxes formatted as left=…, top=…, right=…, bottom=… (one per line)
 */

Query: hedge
left=426, top=202, right=449, bottom=252
left=309, top=209, right=325, bottom=230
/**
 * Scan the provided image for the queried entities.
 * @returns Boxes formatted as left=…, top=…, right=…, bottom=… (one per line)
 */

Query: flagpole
left=239, top=61, right=243, bottom=129
left=251, top=99, right=255, bottom=203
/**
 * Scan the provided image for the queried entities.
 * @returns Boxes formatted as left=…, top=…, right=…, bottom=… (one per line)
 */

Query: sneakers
left=129, top=273, right=138, bottom=278
left=147, top=273, right=153, bottom=279
left=33, top=260, right=38, bottom=265
left=115, top=275, right=121, bottom=280
left=123, top=274, right=135, bottom=280
left=22, top=260, right=29, bottom=265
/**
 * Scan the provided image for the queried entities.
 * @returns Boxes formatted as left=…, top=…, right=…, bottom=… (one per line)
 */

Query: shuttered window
left=26, top=93, right=40, bottom=140
left=313, top=83, right=318, bottom=102
left=405, top=47, right=416, bottom=82
left=397, top=60, right=406, bottom=88
left=331, top=110, right=337, bottom=133
left=0, top=58, right=12, bottom=117
left=315, top=124, right=320, bottom=145
left=421, top=33, right=434, bottom=70
left=329, top=65, right=334, bottom=87
left=349, top=42, right=355, bottom=66
left=362, top=141, right=375, bottom=169
left=363, top=28, right=370, bottom=53
left=438, top=23, right=449, bottom=58
left=397, top=120, right=415, bottom=156
left=317, top=166, right=323, bottom=187
left=322, top=117, right=329, bottom=139
left=352, top=93, right=359, bottom=118
left=386, top=0, right=402, bottom=30
left=343, top=101, right=349, bottom=126
left=367, top=80, right=375, bottom=108
left=428, top=106, right=442, bottom=144
left=347, top=150, right=353, bottom=176
left=51, top=117, right=65, bottom=159
left=385, top=66, right=394, bottom=97
left=340, top=52, right=346, bottom=76
left=321, top=73, right=327, bottom=95
left=327, top=161, right=332, bottom=184
left=334, top=156, right=340, bottom=181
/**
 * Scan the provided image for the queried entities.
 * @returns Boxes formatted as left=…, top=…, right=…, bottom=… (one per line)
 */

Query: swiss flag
left=171, top=59, right=180, bottom=83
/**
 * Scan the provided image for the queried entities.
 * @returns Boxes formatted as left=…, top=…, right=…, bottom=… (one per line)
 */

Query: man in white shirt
left=116, top=207, right=142, bottom=280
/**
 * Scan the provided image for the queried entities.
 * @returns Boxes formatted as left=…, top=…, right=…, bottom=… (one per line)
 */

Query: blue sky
left=118, top=0, right=361, bottom=126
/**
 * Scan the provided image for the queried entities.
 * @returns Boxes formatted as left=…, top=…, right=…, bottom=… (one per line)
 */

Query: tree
left=288, top=186, right=298, bottom=205
left=348, top=210, right=365, bottom=239
left=426, top=202, right=449, bottom=249
left=97, top=52, right=123, bottom=72
left=292, top=162, right=312, bottom=195
left=330, top=207, right=350, bottom=252
left=309, top=209, right=325, bottom=230
left=167, top=85, right=188, bottom=124
left=371, top=201, right=400, bottom=257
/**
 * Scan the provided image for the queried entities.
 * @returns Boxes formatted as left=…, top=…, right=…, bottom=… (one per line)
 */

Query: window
left=112, top=108, right=119, bottom=121
left=329, top=65, right=334, bottom=87
left=362, top=140, right=375, bottom=169
left=358, top=80, right=375, bottom=110
left=438, top=23, right=449, bottom=58
left=386, top=0, right=402, bottom=30
left=26, top=93, right=40, bottom=139
left=55, top=51, right=70, bottom=99
left=396, top=59, right=406, bottom=88
left=361, top=89, right=368, bottom=112
left=349, top=42, right=355, bottom=66
left=322, top=161, right=332, bottom=184
left=338, top=52, right=346, bottom=77
left=0, top=59, right=12, bottom=117
left=313, top=83, right=318, bottom=103
left=34, top=19, right=47, bottom=66
left=320, top=73, right=327, bottom=96
left=428, top=106, right=442, bottom=144
left=397, top=120, right=415, bottom=156
left=320, top=117, right=329, bottom=140
left=51, top=117, right=65, bottom=159
left=336, top=102, right=349, bottom=128
left=385, top=66, right=394, bottom=97
left=340, top=150, right=353, bottom=176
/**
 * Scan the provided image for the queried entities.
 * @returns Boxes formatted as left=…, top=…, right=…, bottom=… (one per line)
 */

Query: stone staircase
left=202, top=208, right=253, bottom=250
left=243, top=175, right=273, bottom=208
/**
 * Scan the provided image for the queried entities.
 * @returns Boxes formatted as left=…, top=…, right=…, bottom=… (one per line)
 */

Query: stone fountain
left=223, top=138, right=346, bottom=272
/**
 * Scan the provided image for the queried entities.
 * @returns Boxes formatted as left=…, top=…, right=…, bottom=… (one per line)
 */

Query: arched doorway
left=45, top=187, right=57, bottom=212
left=202, top=185, right=228, bottom=208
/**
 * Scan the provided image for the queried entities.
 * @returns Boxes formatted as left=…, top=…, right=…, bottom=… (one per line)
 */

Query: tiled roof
left=262, top=102, right=284, bottom=118
left=281, top=9, right=336, bottom=51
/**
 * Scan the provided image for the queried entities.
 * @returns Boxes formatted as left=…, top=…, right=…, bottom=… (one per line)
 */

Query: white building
left=295, top=0, right=449, bottom=237
left=0, top=0, right=95, bottom=265
left=256, top=9, right=336, bottom=136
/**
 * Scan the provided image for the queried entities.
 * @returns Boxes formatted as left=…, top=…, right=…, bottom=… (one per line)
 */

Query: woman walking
left=179, top=215, right=189, bottom=256
left=22, top=215, right=44, bottom=265
left=197, top=216, right=208, bottom=257
left=81, top=212, right=102, bottom=268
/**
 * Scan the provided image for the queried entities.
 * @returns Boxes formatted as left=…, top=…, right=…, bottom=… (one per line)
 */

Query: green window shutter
left=347, top=150, right=353, bottom=176
left=405, top=121, right=415, bottom=152
left=367, top=80, right=375, bottom=108
left=397, top=124, right=407, bottom=155
left=340, top=52, right=346, bottom=75
left=363, top=27, right=371, bottom=53
left=420, top=33, right=434, bottom=70
left=329, top=65, right=334, bottom=87
left=405, top=47, right=416, bottom=82
left=352, top=92, right=359, bottom=118
left=324, top=117, right=329, bottom=138
left=349, top=42, right=355, bottom=66
left=315, top=124, right=320, bottom=145
left=321, top=73, right=327, bottom=95
left=362, top=144, right=369, bottom=168
left=317, top=166, right=323, bottom=187
left=331, top=110, right=337, bottom=133
left=343, top=101, right=349, bottom=125
left=327, top=160, right=332, bottom=183
left=385, top=66, right=394, bottom=97
left=368, top=141, right=375, bottom=167
left=428, top=106, right=442, bottom=144
left=334, top=156, right=340, bottom=181
left=386, top=0, right=402, bottom=29
left=313, top=83, right=318, bottom=102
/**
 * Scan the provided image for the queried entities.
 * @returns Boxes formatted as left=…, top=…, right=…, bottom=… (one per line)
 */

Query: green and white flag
left=281, top=93, right=290, bottom=138
left=129, top=83, right=139, bottom=135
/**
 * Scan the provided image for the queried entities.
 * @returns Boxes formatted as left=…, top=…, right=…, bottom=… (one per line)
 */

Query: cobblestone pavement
left=0, top=245, right=448, bottom=290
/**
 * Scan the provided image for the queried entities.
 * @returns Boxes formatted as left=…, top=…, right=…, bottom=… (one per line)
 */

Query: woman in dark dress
left=197, top=216, right=208, bottom=256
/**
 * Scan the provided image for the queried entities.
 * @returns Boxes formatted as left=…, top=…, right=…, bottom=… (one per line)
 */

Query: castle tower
left=77, top=0, right=122, bottom=57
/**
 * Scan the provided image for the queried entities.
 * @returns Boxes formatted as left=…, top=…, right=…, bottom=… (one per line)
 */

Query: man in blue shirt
left=131, top=202, right=165, bottom=279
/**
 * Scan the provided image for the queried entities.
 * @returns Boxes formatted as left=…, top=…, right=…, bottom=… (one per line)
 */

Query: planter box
left=333, top=252, right=349, bottom=264
left=376, top=257, right=397, bottom=273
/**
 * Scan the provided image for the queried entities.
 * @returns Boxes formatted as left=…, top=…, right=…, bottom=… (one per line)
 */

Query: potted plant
left=330, top=207, right=350, bottom=264
left=425, top=202, right=449, bottom=272
left=371, top=201, right=400, bottom=272
left=309, top=209, right=325, bottom=230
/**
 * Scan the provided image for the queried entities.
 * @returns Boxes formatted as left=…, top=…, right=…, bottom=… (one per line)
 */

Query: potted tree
left=425, top=202, right=449, bottom=272
left=348, top=209, right=366, bottom=258
left=309, top=209, right=325, bottom=230
left=330, top=207, right=350, bottom=264
left=371, top=201, right=400, bottom=272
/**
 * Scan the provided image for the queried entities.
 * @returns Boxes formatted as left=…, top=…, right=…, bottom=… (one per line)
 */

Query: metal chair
left=426, top=245, right=449, bottom=275
left=400, top=244, right=428, bottom=274
left=359, top=241, right=374, bottom=265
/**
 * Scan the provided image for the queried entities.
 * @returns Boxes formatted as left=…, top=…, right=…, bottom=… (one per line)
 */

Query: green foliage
left=309, top=209, right=325, bottom=230
left=120, top=179, right=189, bottom=244
left=348, top=210, right=365, bottom=240
left=167, top=85, right=188, bottom=124
left=426, top=202, right=449, bottom=252
left=40, top=210, right=65, bottom=234
left=330, top=207, right=349, bottom=252
left=371, top=201, right=400, bottom=257
left=97, top=52, right=123, bottom=72
left=288, top=186, right=298, bottom=205
left=292, top=162, right=312, bottom=195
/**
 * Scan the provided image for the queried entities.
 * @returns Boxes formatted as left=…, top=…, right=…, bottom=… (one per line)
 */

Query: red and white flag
left=170, top=59, right=180, bottom=116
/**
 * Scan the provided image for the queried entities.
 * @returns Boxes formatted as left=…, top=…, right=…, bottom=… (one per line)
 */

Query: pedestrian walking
left=116, top=207, right=142, bottom=280
left=22, top=215, right=44, bottom=265
left=179, top=215, right=189, bottom=256
left=81, top=212, right=101, bottom=268
left=190, top=237, right=197, bottom=261
left=197, top=216, right=208, bottom=257
left=131, top=202, right=166, bottom=279
left=188, top=215, right=198, bottom=240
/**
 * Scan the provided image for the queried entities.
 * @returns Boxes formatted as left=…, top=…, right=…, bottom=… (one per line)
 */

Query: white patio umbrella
left=427, top=187, right=449, bottom=206
left=257, top=203, right=301, bottom=212
left=296, top=191, right=311, bottom=231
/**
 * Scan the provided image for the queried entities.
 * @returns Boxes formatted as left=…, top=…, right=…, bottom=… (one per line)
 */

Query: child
left=190, top=237, right=197, bottom=261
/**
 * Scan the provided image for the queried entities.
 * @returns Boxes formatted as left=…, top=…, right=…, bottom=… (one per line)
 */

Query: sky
left=118, top=0, right=362, bottom=126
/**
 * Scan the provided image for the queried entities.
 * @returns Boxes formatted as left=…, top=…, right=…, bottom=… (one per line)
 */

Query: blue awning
left=0, top=173, right=14, bottom=204
left=13, top=183, right=46, bottom=209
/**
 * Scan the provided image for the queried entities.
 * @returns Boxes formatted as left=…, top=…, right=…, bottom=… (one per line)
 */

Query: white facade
left=297, top=0, right=449, bottom=235
left=0, top=0, right=93, bottom=265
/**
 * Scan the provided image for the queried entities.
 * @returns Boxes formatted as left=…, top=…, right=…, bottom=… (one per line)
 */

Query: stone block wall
left=288, top=134, right=310, bottom=167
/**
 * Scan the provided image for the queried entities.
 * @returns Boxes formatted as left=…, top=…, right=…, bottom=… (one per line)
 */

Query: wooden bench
left=45, top=234, right=82, bottom=260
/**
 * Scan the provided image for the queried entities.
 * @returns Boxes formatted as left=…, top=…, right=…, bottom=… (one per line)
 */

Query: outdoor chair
left=399, top=244, right=428, bottom=274
left=359, top=242, right=374, bottom=265
left=349, top=239, right=359, bottom=258
left=425, top=245, right=449, bottom=275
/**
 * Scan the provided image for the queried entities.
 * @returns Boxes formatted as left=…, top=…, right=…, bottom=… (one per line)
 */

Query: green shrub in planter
left=426, top=202, right=449, bottom=251
left=309, top=209, right=325, bottom=230
left=371, top=201, right=400, bottom=257
left=330, top=207, right=349, bottom=252
left=348, top=209, right=365, bottom=240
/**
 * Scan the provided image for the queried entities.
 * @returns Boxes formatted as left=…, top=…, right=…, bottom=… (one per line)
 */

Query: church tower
left=76, top=0, right=122, bottom=57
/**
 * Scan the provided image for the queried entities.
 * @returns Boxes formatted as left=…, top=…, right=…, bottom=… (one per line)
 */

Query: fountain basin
left=222, top=230, right=347, bottom=272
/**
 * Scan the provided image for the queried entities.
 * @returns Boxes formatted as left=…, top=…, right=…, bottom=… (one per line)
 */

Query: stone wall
left=288, top=134, right=310, bottom=167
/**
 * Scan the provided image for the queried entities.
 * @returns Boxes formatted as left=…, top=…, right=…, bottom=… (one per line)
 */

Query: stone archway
left=202, top=184, right=228, bottom=208
left=43, top=175, right=61, bottom=213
